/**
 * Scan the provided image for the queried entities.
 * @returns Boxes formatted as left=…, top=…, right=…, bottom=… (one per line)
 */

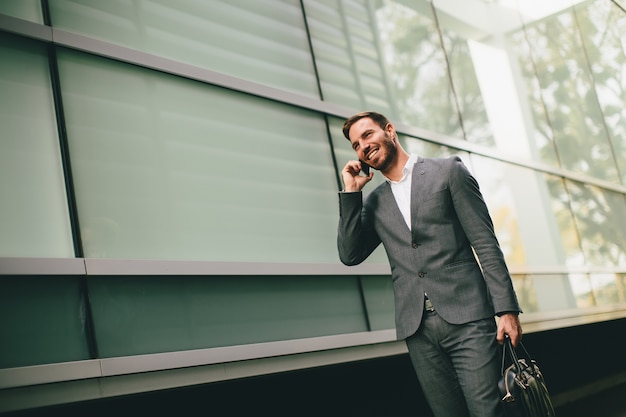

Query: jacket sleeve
left=448, top=157, right=521, bottom=314
left=337, top=191, right=382, bottom=266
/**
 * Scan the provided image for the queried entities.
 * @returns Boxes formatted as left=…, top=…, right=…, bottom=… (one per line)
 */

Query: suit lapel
left=410, top=156, right=427, bottom=236
left=380, top=181, right=411, bottom=235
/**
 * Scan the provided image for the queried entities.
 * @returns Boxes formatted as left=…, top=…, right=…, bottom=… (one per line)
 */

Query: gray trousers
left=405, top=309, right=504, bottom=417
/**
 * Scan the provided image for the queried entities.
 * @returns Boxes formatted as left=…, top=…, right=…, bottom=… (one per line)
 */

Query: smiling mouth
left=366, top=149, right=379, bottom=160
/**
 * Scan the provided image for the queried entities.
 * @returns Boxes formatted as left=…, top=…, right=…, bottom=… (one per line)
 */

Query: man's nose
left=359, top=142, right=369, bottom=157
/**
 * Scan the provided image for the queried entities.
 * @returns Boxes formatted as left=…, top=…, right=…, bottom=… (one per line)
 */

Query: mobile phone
left=360, top=161, right=370, bottom=175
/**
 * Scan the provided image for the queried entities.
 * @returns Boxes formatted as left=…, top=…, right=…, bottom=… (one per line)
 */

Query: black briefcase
left=498, top=337, right=556, bottom=417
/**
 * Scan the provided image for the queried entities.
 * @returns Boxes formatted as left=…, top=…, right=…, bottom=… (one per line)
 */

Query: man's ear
left=386, top=123, right=396, bottom=139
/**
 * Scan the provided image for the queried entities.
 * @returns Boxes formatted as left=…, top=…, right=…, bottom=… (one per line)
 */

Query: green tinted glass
left=48, top=0, right=318, bottom=97
left=0, top=277, right=91, bottom=368
left=0, top=34, right=74, bottom=257
left=89, top=275, right=369, bottom=357
left=58, top=49, right=339, bottom=262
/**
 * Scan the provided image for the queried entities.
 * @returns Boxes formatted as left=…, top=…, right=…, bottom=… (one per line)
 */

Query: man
left=337, top=111, right=522, bottom=417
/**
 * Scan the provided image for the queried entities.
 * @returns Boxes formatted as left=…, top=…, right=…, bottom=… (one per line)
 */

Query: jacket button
left=412, top=242, right=420, bottom=248
left=418, top=271, right=426, bottom=278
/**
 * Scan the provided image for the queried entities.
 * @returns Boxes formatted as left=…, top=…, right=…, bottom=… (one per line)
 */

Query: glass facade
left=88, top=275, right=368, bottom=358
left=1, top=0, right=625, bottom=377
left=58, top=48, right=338, bottom=261
left=0, top=34, right=74, bottom=257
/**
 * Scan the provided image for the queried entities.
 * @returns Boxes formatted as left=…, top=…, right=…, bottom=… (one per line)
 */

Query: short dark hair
left=342, top=111, right=391, bottom=140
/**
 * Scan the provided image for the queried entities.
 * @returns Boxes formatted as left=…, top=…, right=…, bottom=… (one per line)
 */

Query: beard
left=372, top=132, right=397, bottom=172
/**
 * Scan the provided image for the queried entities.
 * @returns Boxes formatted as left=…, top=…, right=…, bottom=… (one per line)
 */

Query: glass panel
left=0, top=0, right=43, bottom=23
left=374, top=1, right=461, bottom=137
left=48, top=0, right=319, bottom=98
left=469, top=155, right=555, bottom=269
left=543, top=175, right=586, bottom=267
left=431, top=0, right=495, bottom=146
left=89, top=276, right=368, bottom=357
left=0, top=34, right=74, bottom=257
left=575, top=0, right=626, bottom=184
left=58, top=49, right=339, bottom=262
left=511, top=274, right=537, bottom=313
left=471, top=157, right=624, bottom=273
left=590, top=273, right=623, bottom=306
left=512, top=273, right=578, bottom=314
left=539, top=273, right=578, bottom=312
left=569, top=273, right=595, bottom=308
left=514, top=5, right=619, bottom=182
left=565, top=180, right=626, bottom=267
left=469, top=156, right=526, bottom=267
left=617, top=273, right=626, bottom=304
left=401, top=135, right=459, bottom=160
left=360, top=275, right=394, bottom=331
left=0, top=277, right=90, bottom=368
left=304, top=0, right=395, bottom=114
left=507, top=22, right=560, bottom=168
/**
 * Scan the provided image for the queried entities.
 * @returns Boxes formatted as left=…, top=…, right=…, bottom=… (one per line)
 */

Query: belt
left=425, top=297, right=435, bottom=312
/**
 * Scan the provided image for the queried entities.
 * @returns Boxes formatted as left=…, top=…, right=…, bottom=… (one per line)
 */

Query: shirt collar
left=384, top=154, right=417, bottom=184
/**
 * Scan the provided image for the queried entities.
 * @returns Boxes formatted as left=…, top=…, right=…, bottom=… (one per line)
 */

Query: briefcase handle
left=500, top=336, right=539, bottom=375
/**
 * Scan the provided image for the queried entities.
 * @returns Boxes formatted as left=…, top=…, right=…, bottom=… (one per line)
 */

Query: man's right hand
left=341, top=160, right=373, bottom=192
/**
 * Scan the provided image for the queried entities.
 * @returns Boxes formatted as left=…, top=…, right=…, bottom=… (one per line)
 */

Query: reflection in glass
left=513, top=6, right=619, bottom=182
left=375, top=1, right=461, bottom=137
left=401, top=135, right=458, bottom=160
left=512, top=273, right=577, bottom=313
left=543, top=175, right=585, bottom=267
left=516, top=271, right=625, bottom=313
left=508, top=24, right=560, bottom=168
left=565, top=180, right=626, bottom=267
left=590, top=273, right=623, bottom=306
left=431, top=1, right=495, bottom=146
left=618, top=274, right=626, bottom=303
left=468, top=156, right=529, bottom=268
left=568, top=273, right=594, bottom=308
left=511, top=274, right=538, bottom=313
left=575, top=0, right=626, bottom=184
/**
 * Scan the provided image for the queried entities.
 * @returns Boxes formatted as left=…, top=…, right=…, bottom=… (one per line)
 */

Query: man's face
left=348, top=117, right=397, bottom=172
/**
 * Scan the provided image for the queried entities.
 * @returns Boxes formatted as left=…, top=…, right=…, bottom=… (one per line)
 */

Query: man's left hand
left=496, top=313, right=522, bottom=347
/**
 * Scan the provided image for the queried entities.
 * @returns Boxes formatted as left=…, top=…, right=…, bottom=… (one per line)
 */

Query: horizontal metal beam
left=0, top=257, right=86, bottom=275
left=0, top=257, right=391, bottom=276
left=0, top=13, right=51, bottom=41
left=3, top=257, right=626, bottom=277
left=83, top=258, right=391, bottom=276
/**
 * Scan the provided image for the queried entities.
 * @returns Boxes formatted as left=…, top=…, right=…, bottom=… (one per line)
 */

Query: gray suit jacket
left=338, top=156, right=520, bottom=340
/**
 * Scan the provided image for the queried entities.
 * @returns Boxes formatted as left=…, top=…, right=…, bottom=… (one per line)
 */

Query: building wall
left=1, top=0, right=626, bottom=411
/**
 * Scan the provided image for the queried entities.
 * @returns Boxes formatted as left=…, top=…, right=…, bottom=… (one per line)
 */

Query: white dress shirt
left=384, top=154, right=417, bottom=230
